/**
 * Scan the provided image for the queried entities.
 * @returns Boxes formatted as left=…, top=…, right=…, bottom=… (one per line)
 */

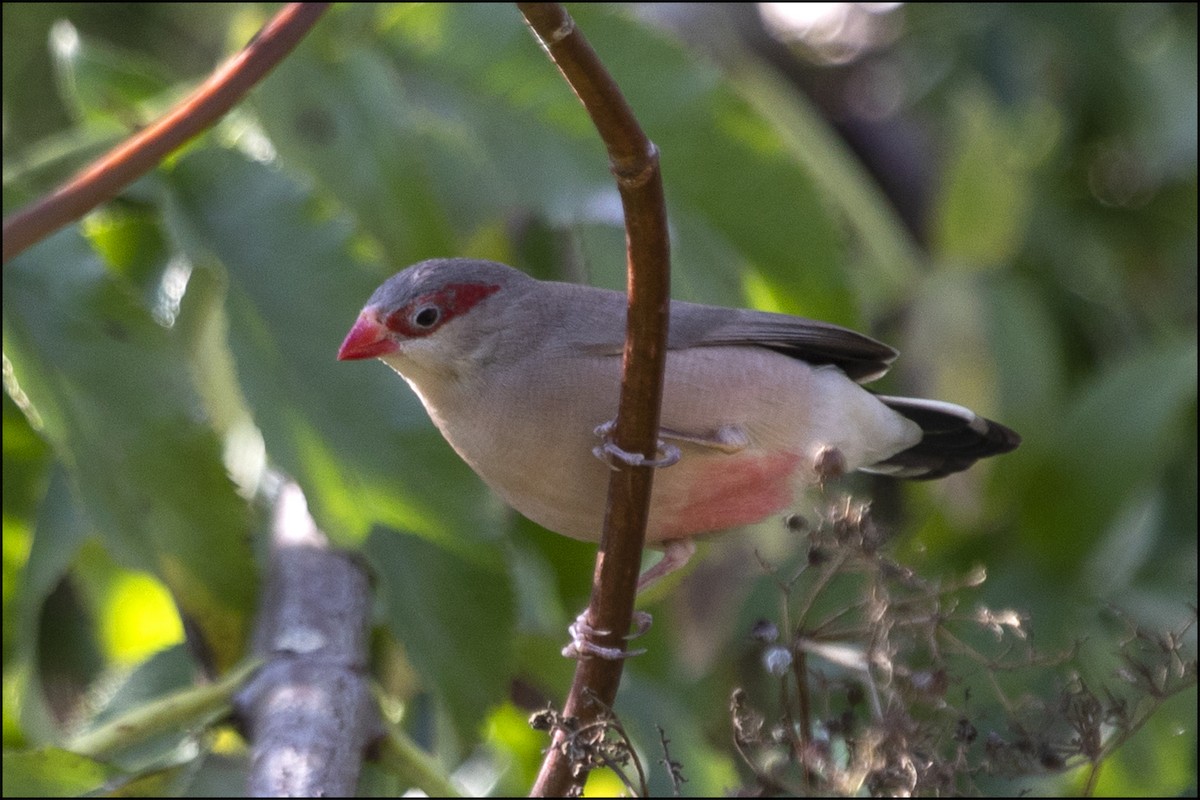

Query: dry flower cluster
left=533, top=495, right=1196, bottom=797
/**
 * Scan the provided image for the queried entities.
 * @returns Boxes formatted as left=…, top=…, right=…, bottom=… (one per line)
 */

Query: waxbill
left=339, top=258, right=1020, bottom=587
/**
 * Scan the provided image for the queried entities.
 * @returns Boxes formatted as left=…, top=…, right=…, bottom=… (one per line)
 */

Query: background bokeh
left=4, top=3, right=1195, bottom=795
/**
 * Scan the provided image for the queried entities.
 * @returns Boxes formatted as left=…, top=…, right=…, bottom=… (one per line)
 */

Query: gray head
left=338, top=258, right=535, bottom=381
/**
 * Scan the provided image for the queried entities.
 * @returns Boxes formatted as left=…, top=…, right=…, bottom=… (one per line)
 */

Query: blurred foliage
left=2, top=3, right=1195, bottom=796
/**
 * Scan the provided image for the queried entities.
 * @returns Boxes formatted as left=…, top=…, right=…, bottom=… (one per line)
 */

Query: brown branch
left=2, top=2, right=330, bottom=265
left=234, top=482, right=380, bottom=797
left=518, top=4, right=671, bottom=797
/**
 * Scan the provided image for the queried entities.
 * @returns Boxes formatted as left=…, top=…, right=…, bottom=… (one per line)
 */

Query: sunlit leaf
left=3, top=230, right=256, bottom=670
left=2, top=748, right=119, bottom=797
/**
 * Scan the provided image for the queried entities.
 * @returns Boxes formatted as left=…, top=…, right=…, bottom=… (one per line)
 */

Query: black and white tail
left=865, top=396, right=1021, bottom=480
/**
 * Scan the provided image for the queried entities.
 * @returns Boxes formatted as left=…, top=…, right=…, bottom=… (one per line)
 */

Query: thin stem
left=67, top=657, right=263, bottom=758
left=2, top=3, right=330, bottom=264
left=518, top=3, right=670, bottom=796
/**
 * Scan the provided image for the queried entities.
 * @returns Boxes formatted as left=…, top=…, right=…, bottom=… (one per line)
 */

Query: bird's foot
left=561, top=610, right=653, bottom=660
left=592, top=420, right=681, bottom=470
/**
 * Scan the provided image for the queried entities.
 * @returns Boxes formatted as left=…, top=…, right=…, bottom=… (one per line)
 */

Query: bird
left=338, top=257, right=1019, bottom=606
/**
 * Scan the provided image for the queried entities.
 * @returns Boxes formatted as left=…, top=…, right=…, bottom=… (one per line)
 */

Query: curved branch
left=2, top=2, right=330, bottom=264
left=518, top=3, right=671, bottom=796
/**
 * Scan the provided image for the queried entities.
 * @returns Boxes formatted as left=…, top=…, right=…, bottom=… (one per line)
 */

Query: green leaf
left=252, top=43, right=461, bottom=262
left=364, top=526, right=515, bottom=742
left=17, top=468, right=91, bottom=660
left=1, top=747, right=119, bottom=797
left=931, top=90, right=1058, bottom=268
left=49, top=20, right=174, bottom=126
left=2, top=387, right=55, bottom=670
left=1016, top=338, right=1197, bottom=571
left=3, top=230, right=257, bottom=670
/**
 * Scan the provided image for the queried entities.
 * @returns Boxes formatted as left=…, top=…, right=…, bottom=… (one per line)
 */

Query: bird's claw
left=629, top=610, right=653, bottom=639
left=592, top=421, right=681, bottom=470
left=561, top=610, right=654, bottom=660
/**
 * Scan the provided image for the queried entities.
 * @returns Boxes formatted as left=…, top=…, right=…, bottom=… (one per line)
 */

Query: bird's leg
left=570, top=419, right=698, bottom=660
left=562, top=539, right=695, bottom=660
left=660, top=424, right=749, bottom=454
left=636, top=538, right=696, bottom=593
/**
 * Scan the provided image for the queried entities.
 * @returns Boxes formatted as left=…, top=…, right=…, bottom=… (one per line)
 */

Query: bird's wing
left=667, top=301, right=898, bottom=383
left=550, top=283, right=897, bottom=384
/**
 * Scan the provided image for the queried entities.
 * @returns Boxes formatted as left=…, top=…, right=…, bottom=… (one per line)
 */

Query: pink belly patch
left=653, top=450, right=802, bottom=540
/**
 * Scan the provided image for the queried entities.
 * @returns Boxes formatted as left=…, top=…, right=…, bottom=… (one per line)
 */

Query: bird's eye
left=412, top=305, right=441, bottom=328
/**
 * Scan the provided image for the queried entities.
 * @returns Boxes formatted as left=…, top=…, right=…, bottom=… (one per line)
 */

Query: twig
left=66, top=657, right=263, bottom=759
left=656, top=725, right=687, bottom=795
left=2, top=2, right=330, bottom=264
left=518, top=4, right=671, bottom=797
left=375, top=714, right=462, bottom=798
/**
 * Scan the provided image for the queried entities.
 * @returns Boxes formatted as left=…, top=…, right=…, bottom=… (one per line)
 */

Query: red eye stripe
left=383, top=282, right=501, bottom=338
